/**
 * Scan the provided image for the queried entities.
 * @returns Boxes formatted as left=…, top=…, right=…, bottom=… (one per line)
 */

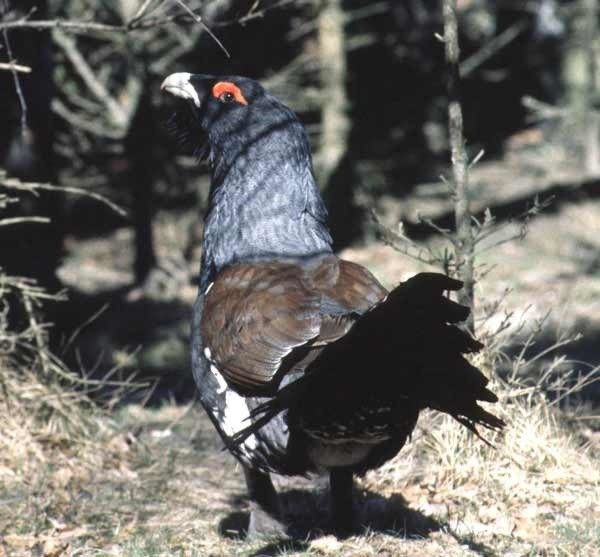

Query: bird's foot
left=328, top=510, right=355, bottom=539
left=329, top=468, right=355, bottom=538
left=246, top=501, right=288, bottom=540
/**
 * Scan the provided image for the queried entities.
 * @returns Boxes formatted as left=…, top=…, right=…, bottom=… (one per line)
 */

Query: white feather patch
left=210, top=364, right=227, bottom=394
left=223, top=390, right=258, bottom=451
left=209, top=364, right=258, bottom=453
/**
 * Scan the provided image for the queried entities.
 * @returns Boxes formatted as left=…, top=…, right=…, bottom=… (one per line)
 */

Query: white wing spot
left=223, top=390, right=258, bottom=452
left=209, top=365, right=259, bottom=453
left=205, top=282, right=214, bottom=294
left=206, top=360, right=259, bottom=457
left=210, top=364, right=228, bottom=395
left=204, top=347, right=212, bottom=360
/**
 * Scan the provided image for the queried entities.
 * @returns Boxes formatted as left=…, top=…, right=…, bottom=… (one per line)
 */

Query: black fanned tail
left=231, top=272, right=505, bottom=447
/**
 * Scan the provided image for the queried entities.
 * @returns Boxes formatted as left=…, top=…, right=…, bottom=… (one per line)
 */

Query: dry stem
left=443, top=0, right=475, bottom=331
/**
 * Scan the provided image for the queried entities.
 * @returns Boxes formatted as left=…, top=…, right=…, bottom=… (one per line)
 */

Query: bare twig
left=0, top=0, right=298, bottom=36
left=473, top=196, right=553, bottom=250
left=0, top=61, right=31, bottom=73
left=171, top=0, right=230, bottom=58
left=52, top=29, right=128, bottom=128
left=1, top=2, right=28, bottom=135
left=370, top=209, right=443, bottom=267
left=417, top=213, right=458, bottom=245
left=51, top=99, right=126, bottom=139
left=0, top=173, right=128, bottom=217
left=0, top=18, right=127, bottom=36
left=0, top=216, right=50, bottom=226
left=521, top=95, right=569, bottom=121
left=130, top=0, right=158, bottom=25
left=21, top=294, right=50, bottom=375
left=60, top=303, right=109, bottom=358
left=215, top=0, right=302, bottom=28
left=460, top=19, right=528, bottom=77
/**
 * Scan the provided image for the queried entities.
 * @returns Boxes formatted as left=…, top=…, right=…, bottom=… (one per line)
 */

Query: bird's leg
left=243, top=466, right=287, bottom=539
left=329, top=468, right=355, bottom=537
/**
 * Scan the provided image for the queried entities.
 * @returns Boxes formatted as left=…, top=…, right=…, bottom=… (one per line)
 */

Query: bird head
left=161, top=73, right=261, bottom=132
left=161, top=73, right=303, bottom=164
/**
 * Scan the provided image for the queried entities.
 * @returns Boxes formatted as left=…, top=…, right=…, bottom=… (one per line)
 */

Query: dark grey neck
left=199, top=118, right=332, bottom=290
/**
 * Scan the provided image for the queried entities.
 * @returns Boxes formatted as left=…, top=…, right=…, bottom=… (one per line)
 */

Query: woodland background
left=0, top=1, right=599, bottom=556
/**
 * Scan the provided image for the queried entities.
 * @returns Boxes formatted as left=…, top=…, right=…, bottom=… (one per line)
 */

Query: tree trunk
left=316, top=0, right=349, bottom=188
left=125, top=91, right=157, bottom=284
left=584, top=0, right=600, bottom=176
left=443, top=0, right=475, bottom=332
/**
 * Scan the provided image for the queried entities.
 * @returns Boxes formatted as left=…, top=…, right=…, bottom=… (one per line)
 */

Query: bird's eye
left=219, top=91, right=235, bottom=103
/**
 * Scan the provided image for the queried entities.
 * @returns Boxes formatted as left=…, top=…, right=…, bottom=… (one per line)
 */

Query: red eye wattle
left=212, top=82, right=248, bottom=106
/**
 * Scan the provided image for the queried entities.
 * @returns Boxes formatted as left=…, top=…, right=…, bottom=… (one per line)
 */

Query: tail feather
left=229, top=272, right=505, bottom=448
left=452, top=407, right=506, bottom=447
left=231, top=372, right=315, bottom=446
left=441, top=325, right=483, bottom=353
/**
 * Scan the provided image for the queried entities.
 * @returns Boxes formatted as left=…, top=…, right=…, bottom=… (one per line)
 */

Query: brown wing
left=200, top=256, right=387, bottom=395
left=201, top=262, right=321, bottom=393
left=309, top=257, right=387, bottom=344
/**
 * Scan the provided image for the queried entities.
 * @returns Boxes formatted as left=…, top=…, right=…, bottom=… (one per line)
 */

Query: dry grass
left=0, top=269, right=132, bottom=557
left=0, top=178, right=140, bottom=556
left=364, top=341, right=600, bottom=557
left=2, top=314, right=598, bottom=556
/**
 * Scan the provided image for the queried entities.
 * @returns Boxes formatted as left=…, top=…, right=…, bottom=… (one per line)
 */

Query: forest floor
left=2, top=144, right=600, bottom=556
left=1, top=398, right=598, bottom=557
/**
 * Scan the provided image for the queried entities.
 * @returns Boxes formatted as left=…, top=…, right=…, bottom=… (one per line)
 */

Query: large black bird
left=161, top=73, right=505, bottom=537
